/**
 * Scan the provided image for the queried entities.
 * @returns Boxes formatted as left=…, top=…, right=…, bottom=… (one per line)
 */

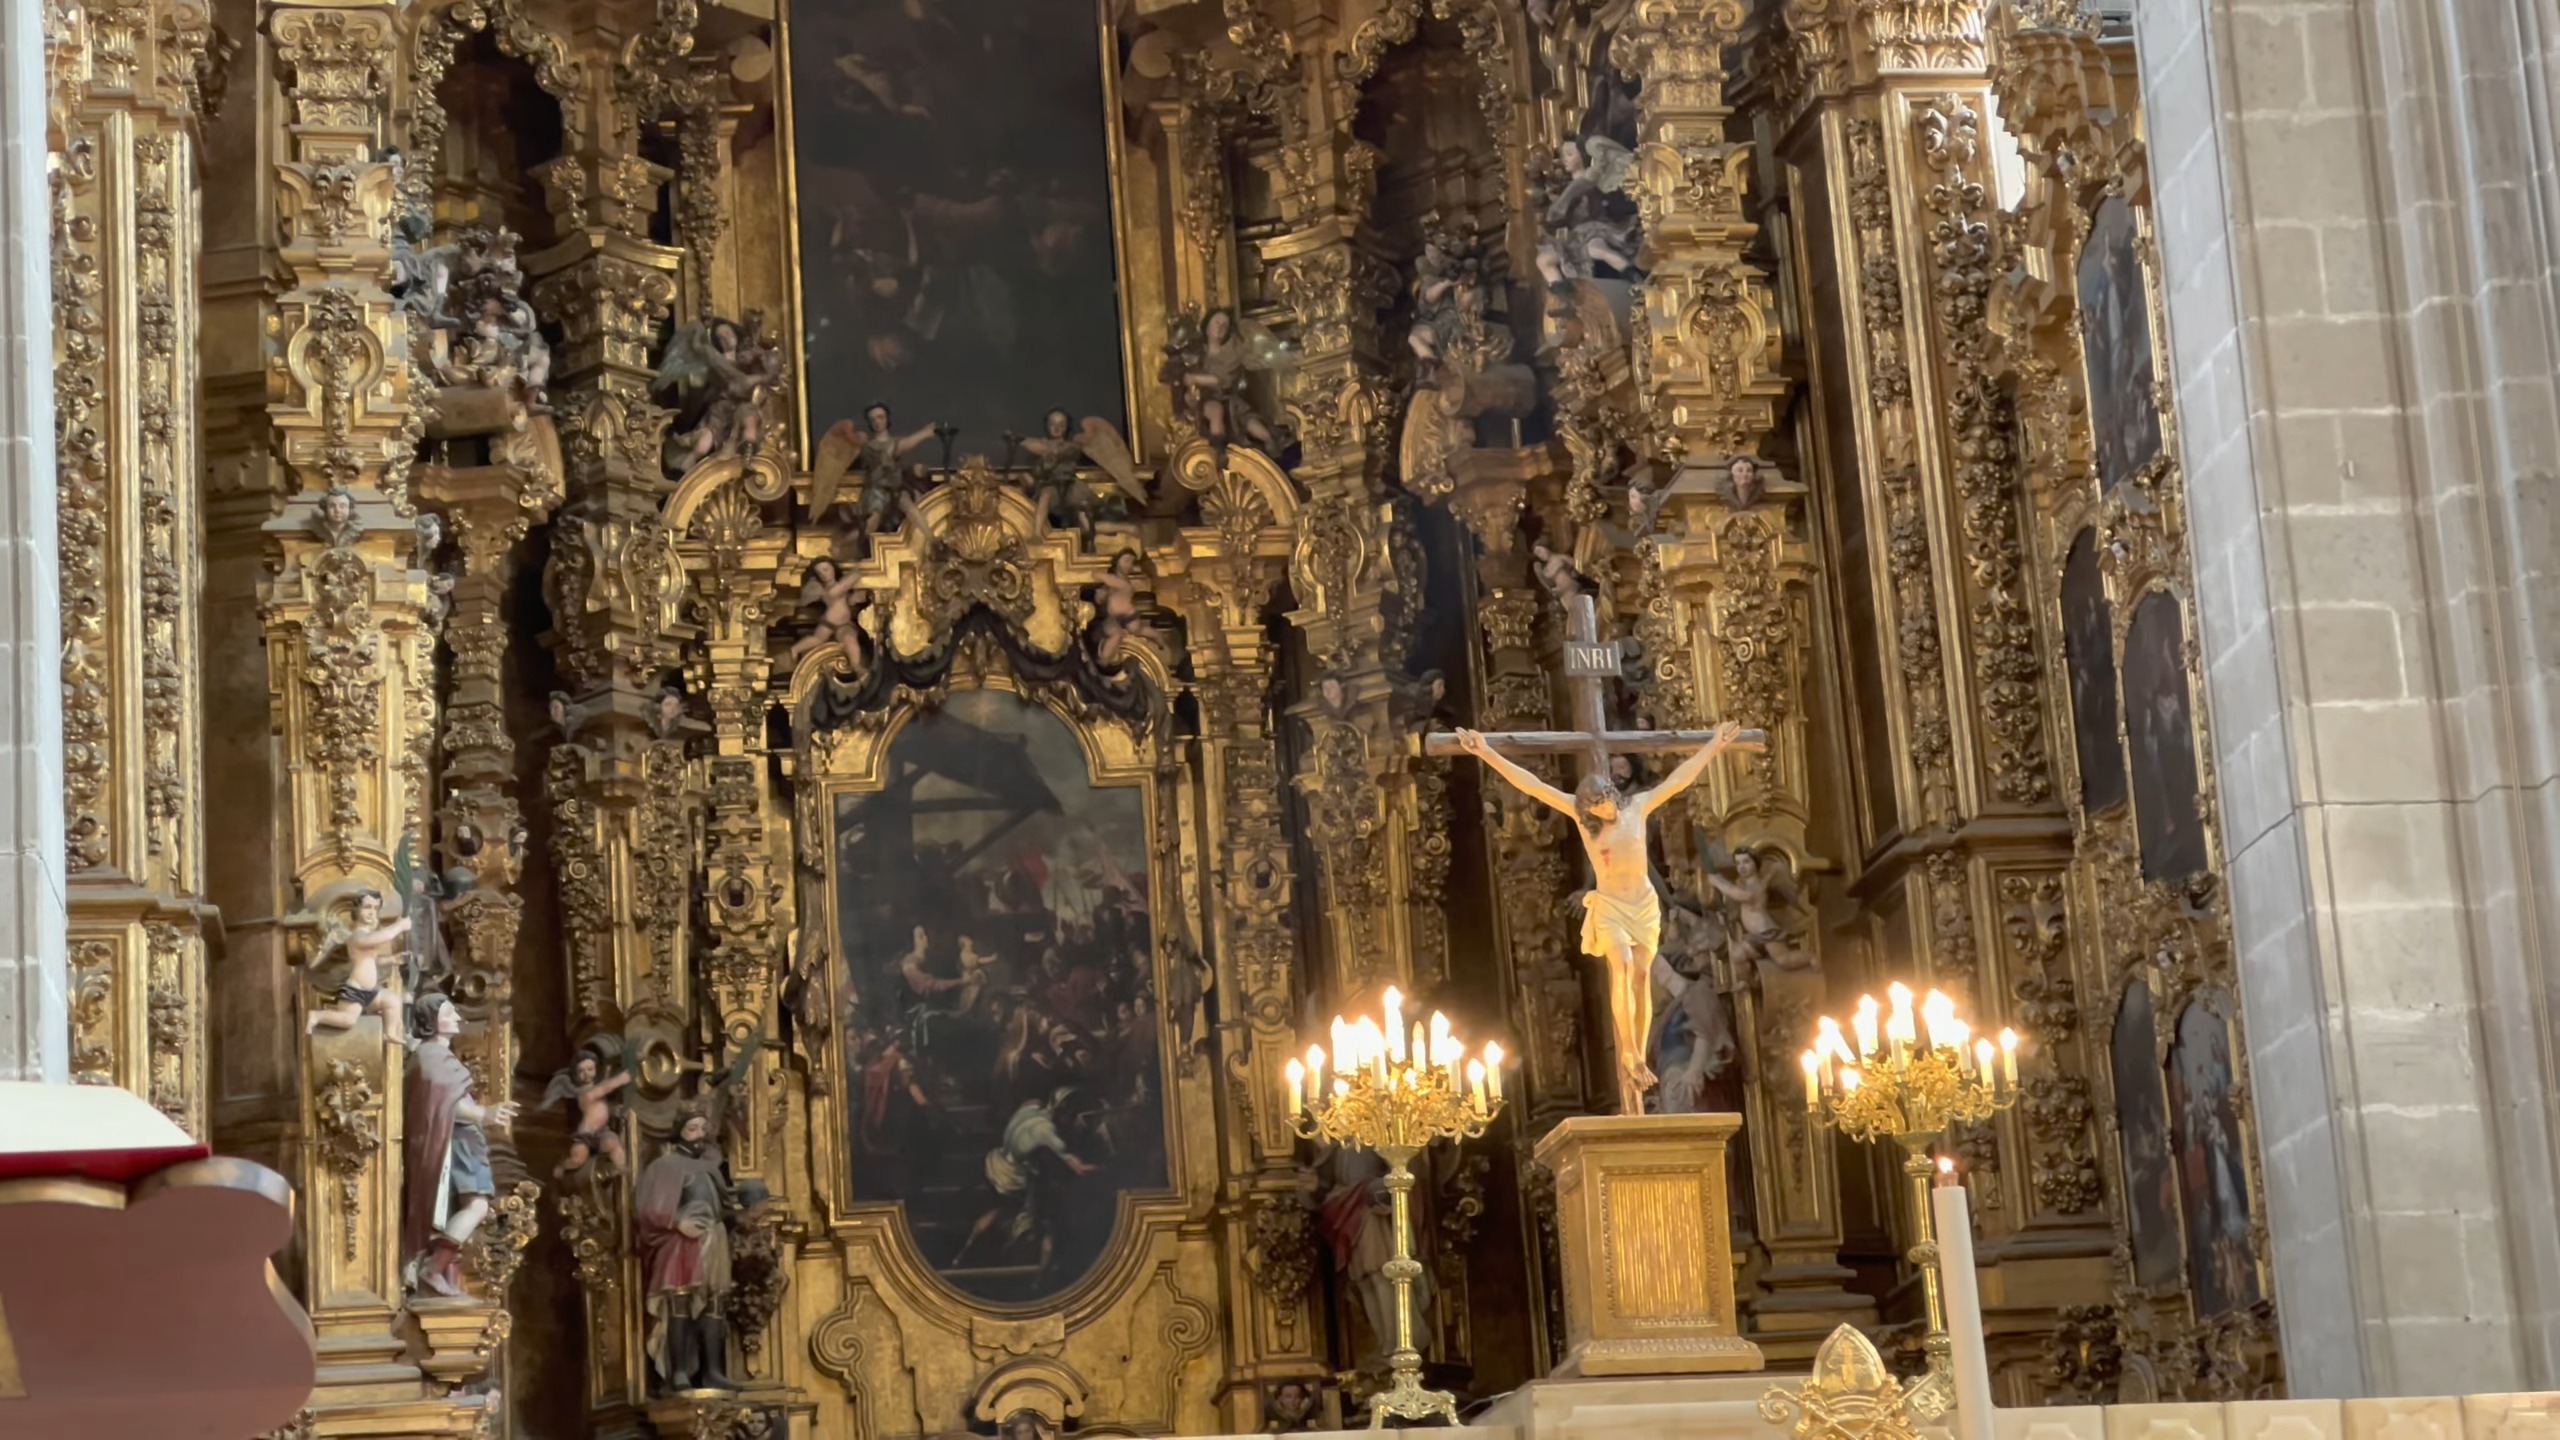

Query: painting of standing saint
left=2076, top=196, right=2165, bottom=492
left=835, top=689, right=1166, bottom=1304
left=789, top=0, right=1128, bottom=452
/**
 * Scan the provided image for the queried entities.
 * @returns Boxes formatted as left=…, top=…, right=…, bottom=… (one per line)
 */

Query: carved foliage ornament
left=313, top=1057, right=382, bottom=1261
left=1918, top=102, right=2050, bottom=805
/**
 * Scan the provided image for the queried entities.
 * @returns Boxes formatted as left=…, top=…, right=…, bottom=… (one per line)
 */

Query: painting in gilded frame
left=787, top=0, right=1129, bottom=451
left=2077, top=195, right=2164, bottom=492
left=833, top=688, right=1166, bottom=1304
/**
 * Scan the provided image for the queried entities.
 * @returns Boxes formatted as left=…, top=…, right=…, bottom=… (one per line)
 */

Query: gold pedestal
left=1534, top=1113, right=1765, bottom=1378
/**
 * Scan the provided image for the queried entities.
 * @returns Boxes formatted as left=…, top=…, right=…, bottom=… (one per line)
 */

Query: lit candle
left=1887, top=983, right=1916, bottom=1055
left=1286, top=1057, right=1305, bottom=1113
left=1919, top=989, right=1942, bottom=1050
left=1307, top=1044, right=1327, bottom=1099
left=1801, top=1050, right=1821, bottom=1112
left=1412, top=1021, right=1426, bottom=1072
left=1974, top=1036, right=1995, bottom=1078
left=1332, top=1017, right=1349, bottom=1069
left=1853, top=996, right=1881, bottom=1058
left=1385, top=988, right=1405, bottom=1062
left=1936, top=1154, right=1958, bottom=1188
left=1840, top=1066, right=1863, bottom=1092
left=1998, top=1028, right=2019, bottom=1089
left=1484, top=1042, right=1505, bottom=1104
left=1466, top=1057, right=1487, bottom=1110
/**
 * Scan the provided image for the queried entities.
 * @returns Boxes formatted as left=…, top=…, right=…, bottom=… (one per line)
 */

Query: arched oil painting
left=835, top=689, right=1166, bottom=1303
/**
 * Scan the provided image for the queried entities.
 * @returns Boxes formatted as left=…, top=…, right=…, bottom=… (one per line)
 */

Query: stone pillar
left=2139, top=0, right=2560, bottom=1397
left=0, top=0, right=66, bottom=1085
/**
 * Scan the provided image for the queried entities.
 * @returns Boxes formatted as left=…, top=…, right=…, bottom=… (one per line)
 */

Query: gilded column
left=1610, top=0, right=1871, bottom=1359
left=46, top=0, right=216, bottom=1132
left=1172, top=494, right=1317, bottom=1428
left=531, top=9, right=693, bottom=1417
left=1766, top=0, right=2102, bottom=1361
left=1255, top=23, right=1427, bottom=999
left=255, top=3, right=481, bottom=1428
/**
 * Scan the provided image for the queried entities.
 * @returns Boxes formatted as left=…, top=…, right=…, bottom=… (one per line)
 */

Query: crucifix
left=1424, top=594, right=1766, bottom=1115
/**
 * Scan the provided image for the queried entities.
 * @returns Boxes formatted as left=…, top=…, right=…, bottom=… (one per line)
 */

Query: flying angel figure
left=653, top=315, right=784, bottom=476
left=1020, top=407, right=1144, bottom=543
left=1537, top=135, right=1641, bottom=284
left=544, top=1036, right=635, bottom=1184
left=1162, top=307, right=1290, bottom=454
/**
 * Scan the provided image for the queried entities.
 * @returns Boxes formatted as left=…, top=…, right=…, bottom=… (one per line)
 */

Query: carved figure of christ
left=1424, top=596, right=1765, bottom=1114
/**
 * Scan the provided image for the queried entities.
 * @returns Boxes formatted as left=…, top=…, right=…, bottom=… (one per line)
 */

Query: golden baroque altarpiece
left=42, top=0, right=2282, bottom=1431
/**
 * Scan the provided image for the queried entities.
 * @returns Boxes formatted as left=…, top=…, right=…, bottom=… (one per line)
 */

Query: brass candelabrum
left=1287, top=988, right=1505, bottom=1429
left=1800, top=983, right=2019, bottom=1410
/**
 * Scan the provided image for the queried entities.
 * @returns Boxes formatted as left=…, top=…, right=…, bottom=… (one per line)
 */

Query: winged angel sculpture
left=1020, top=408, right=1146, bottom=542
left=1162, top=307, right=1291, bottom=455
left=1536, top=135, right=1641, bottom=285
left=653, top=314, right=788, bottom=477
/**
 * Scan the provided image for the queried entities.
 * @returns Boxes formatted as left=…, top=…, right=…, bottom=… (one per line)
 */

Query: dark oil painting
left=2111, top=980, right=2183, bottom=1293
left=789, top=0, right=1127, bottom=452
left=2124, top=591, right=2209, bottom=882
left=2168, top=995, right=2259, bottom=1316
left=2077, top=197, right=2164, bottom=492
left=2062, top=529, right=2128, bottom=814
left=836, top=689, right=1166, bottom=1304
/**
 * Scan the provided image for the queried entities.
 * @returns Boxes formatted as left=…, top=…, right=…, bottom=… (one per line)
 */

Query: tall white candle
left=1930, top=1179, right=1997, bottom=1440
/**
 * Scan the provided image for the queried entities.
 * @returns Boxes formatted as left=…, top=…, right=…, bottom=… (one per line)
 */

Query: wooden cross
left=1421, top=594, right=1763, bottom=774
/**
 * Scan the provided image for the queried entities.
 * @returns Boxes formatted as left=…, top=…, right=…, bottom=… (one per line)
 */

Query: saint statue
left=1452, top=720, right=1764, bottom=1113
left=402, top=994, right=519, bottom=1296
left=635, top=1107, right=738, bottom=1393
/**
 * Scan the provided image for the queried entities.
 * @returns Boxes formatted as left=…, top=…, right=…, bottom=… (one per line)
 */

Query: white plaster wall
left=0, top=0, right=66, bottom=1084
left=2135, top=0, right=2560, bottom=1398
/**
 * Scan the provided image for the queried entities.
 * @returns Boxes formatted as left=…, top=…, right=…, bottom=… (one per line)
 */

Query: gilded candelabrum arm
left=1288, top=994, right=1505, bottom=1429
left=1800, top=985, right=2020, bottom=1407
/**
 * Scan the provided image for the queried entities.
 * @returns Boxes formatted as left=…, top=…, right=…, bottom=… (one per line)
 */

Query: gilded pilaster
left=46, top=0, right=216, bottom=1137
left=249, top=3, right=500, bottom=1429
left=1769, top=0, right=2108, bottom=1377
left=530, top=6, right=696, bottom=1417
left=1170, top=469, right=1319, bottom=1427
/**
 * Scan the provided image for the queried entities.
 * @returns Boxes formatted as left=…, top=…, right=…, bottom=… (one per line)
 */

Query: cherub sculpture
left=1163, top=307, right=1287, bottom=453
left=543, top=1038, right=634, bottom=1185
left=306, top=888, right=411, bottom=1034
left=1536, top=135, right=1641, bottom=285
left=1018, top=407, right=1145, bottom=543
left=309, top=485, right=360, bottom=549
left=1530, top=538, right=1589, bottom=605
left=788, top=556, right=870, bottom=667
left=1089, top=550, right=1153, bottom=667
left=655, top=314, right=787, bottom=476
left=1704, top=844, right=1814, bottom=979
left=1407, top=226, right=1481, bottom=372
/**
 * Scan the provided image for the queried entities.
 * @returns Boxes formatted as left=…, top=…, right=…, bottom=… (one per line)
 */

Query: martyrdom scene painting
left=2124, top=590, right=2209, bottom=881
left=2063, top=529, right=2128, bottom=814
left=835, top=689, right=1166, bottom=1304
left=2168, top=996, right=2260, bottom=1316
left=789, top=0, right=1128, bottom=449
left=2111, top=981, right=2184, bottom=1292
left=2077, top=196, right=2165, bottom=492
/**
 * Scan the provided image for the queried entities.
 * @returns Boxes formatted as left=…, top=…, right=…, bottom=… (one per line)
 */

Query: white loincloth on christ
left=1580, top=884, right=1663, bottom=960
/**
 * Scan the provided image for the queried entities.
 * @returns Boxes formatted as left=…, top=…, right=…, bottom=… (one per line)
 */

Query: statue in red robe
left=402, top=994, right=517, bottom=1296
left=634, top=1109, right=737, bottom=1392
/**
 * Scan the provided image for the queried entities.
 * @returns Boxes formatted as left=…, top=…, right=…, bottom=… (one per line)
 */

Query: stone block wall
left=2137, top=0, right=2560, bottom=1398
left=0, top=0, right=67, bottom=1084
